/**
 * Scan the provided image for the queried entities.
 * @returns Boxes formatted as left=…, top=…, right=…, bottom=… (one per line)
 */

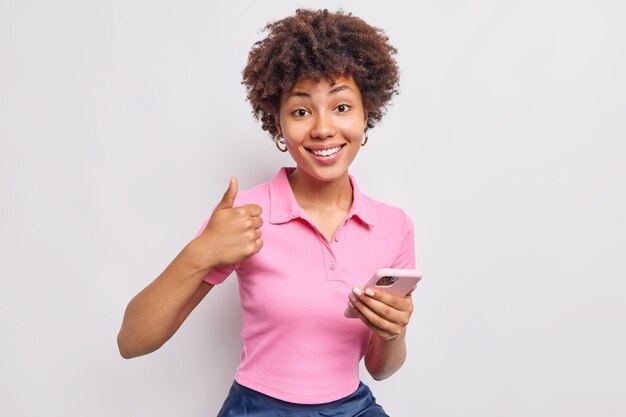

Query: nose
left=310, top=112, right=336, bottom=140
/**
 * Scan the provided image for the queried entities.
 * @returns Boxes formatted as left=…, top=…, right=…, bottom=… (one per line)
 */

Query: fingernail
left=352, top=287, right=362, bottom=296
left=348, top=293, right=357, bottom=302
left=365, top=288, right=375, bottom=297
left=348, top=301, right=355, bottom=308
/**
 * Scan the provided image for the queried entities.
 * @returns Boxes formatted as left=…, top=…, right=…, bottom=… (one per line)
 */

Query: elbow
left=117, top=331, right=133, bottom=359
left=366, top=364, right=394, bottom=381
left=117, top=330, right=143, bottom=359
left=118, top=347, right=133, bottom=360
left=119, top=350, right=132, bottom=360
left=364, top=355, right=405, bottom=381
left=117, top=329, right=161, bottom=359
left=371, top=371, right=391, bottom=381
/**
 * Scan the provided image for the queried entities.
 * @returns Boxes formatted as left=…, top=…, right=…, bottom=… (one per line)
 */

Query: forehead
left=286, top=75, right=361, bottom=97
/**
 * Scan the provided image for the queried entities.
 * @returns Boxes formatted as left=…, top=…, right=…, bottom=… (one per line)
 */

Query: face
left=275, top=75, right=368, bottom=185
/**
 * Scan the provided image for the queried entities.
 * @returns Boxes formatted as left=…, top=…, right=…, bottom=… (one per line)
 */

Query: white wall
left=1, top=0, right=625, bottom=416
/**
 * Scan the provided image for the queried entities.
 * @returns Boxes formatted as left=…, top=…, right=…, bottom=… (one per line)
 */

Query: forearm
left=364, top=328, right=407, bottom=381
left=117, top=240, right=214, bottom=358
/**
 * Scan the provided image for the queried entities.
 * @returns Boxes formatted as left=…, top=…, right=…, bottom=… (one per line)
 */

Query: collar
left=269, top=167, right=374, bottom=227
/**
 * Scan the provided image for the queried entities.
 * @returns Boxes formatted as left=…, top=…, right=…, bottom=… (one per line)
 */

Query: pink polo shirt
left=194, top=167, right=415, bottom=404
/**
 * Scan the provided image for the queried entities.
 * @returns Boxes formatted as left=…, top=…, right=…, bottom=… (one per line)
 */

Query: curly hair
left=242, top=9, right=400, bottom=138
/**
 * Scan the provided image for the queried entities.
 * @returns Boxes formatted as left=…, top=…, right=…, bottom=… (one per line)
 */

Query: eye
left=336, top=104, right=351, bottom=113
left=292, top=108, right=309, bottom=117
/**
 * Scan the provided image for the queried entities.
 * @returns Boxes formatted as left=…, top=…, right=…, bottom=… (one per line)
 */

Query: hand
left=196, top=177, right=264, bottom=267
left=346, top=287, right=414, bottom=340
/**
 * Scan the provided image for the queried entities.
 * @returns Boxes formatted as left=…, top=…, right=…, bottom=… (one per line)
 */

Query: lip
left=305, top=144, right=346, bottom=151
left=306, top=144, right=346, bottom=164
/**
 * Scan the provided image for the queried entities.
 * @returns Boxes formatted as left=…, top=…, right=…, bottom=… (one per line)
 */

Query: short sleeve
left=192, top=211, right=239, bottom=286
left=390, top=210, right=416, bottom=269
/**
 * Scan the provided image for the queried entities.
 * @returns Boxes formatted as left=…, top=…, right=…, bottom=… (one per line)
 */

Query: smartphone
left=344, top=268, right=422, bottom=318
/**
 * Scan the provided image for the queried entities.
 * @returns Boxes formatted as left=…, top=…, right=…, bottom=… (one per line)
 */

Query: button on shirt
left=194, top=167, right=416, bottom=404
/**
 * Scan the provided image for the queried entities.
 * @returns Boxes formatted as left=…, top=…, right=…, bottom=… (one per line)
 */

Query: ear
left=274, top=115, right=282, bottom=136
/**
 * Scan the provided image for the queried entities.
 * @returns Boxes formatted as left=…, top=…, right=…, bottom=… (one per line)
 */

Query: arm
left=365, top=328, right=407, bottom=381
left=117, top=241, right=216, bottom=359
left=360, top=210, right=417, bottom=379
left=117, top=177, right=264, bottom=359
left=347, top=287, right=414, bottom=380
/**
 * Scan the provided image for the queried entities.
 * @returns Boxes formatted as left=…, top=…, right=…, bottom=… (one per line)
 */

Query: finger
left=348, top=301, right=396, bottom=339
left=355, top=301, right=398, bottom=335
left=362, top=287, right=412, bottom=311
left=238, top=203, right=263, bottom=217
left=353, top=291, right=407, bottom=325
left=249, top=216, right=263, bottom=229
left=344, top=304, right=359, bottom=318
left=215, top=177, right=238, bottom=210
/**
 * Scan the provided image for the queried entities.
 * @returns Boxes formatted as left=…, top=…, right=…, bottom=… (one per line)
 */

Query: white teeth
left=311, top=146, right=342, bottom=156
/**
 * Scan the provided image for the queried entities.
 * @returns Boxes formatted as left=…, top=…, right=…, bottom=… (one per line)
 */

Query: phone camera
left=375, top=276, right=398, bottom=287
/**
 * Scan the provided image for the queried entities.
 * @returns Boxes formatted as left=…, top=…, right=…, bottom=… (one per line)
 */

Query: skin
left=118, top=74, right=414, bottom=382
left=276, top=75, right=415, bottom=380
left=275, top=75, right=366, bottom=241
left=117, top=179, right=263, bottom=359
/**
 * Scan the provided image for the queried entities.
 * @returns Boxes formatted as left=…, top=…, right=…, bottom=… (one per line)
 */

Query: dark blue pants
left=216, top=380, right=390, bottom=416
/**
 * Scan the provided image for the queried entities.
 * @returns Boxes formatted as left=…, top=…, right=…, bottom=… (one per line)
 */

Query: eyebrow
left=287, top=85, right=353, bottom=98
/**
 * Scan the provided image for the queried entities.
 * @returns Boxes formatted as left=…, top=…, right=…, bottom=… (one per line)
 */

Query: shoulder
left=363, top=193, right=408, bottom=215
left=362, top=193, right=413, bottom=226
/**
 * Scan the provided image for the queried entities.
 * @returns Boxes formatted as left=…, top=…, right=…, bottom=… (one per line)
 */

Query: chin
left=300, top=165, right=352, bottom=183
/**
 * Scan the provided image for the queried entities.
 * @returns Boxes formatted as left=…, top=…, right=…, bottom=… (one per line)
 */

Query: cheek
left=283, top=127, right=306, bottom=145
left=342, top=110, right=366, bottom=128
left=340, top=119, right=366, bottom=138
left=283, top=122, right=318, bottom=145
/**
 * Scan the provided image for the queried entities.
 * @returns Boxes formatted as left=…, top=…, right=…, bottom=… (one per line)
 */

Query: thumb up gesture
left=196, top=177, right=264, bottom=267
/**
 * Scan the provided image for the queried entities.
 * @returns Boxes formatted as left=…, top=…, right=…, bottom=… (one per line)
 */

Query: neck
left=287, top=168, right=353, bottom=210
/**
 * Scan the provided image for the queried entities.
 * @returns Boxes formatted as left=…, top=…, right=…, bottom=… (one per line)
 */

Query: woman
left=118, top=9, right=416, bottom=416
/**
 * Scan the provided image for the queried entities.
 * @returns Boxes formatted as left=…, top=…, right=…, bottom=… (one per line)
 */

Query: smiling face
left=275, top=75, right=368, bottom=185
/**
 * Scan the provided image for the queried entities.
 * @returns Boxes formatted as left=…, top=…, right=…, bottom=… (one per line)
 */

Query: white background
left=1, top=0, right=625, bottom=416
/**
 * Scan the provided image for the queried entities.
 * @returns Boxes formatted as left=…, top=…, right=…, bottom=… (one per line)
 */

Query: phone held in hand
left=344, top=268, right=422, bottom=318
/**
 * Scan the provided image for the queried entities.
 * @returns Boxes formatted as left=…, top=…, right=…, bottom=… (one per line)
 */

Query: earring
left=361, top=130, right=368, bottom=147
left=275, top=135, right=288, bottom=152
